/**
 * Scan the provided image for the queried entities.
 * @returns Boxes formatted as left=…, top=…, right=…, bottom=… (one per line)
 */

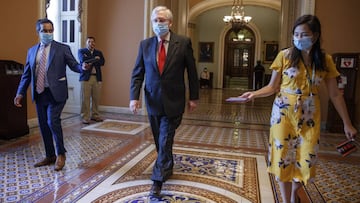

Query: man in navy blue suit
left=129, top=6, right=199, bottom=197
left=14, top=18, right=88, bottom=171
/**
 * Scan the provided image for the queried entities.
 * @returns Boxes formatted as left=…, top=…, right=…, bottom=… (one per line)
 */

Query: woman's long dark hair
left=289, top=15, right=326, bottom=71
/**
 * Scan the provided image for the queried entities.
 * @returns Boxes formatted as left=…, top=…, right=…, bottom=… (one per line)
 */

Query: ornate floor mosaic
left=0, top=127, right=128, bottom=203
left=81, top=119, right=150, bottom=135
left=1, top=89, right=359, bottom=203
left=307, top=158, right=360, bottom=202
left=175, top=124, right=269, bottom=151
left=184, top=103, right=271, bottom=125
left=74, top=145, right=273, bottom=203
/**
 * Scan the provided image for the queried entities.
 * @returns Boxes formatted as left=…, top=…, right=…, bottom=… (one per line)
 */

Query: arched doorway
left=187, top=0, right=284, bottom=89
left=223, top=27, right=255, bottom=89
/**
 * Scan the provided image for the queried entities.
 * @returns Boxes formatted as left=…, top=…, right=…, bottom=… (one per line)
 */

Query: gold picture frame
left=199, top=42, right=214, bottom=63
left=264, top=41, right=278, bottom=63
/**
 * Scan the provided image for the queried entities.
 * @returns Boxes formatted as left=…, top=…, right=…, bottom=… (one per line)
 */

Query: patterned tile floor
left=73, top=145, right=271, bottom=203
left=0, top=88, right=359, bottom=203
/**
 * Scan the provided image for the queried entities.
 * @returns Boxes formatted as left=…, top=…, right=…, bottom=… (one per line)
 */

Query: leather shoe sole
left=34, top=156, right=56, bottom=167
left=82, top=119, right=90, bottom=124
left=91, top=117, right=103, bottom=122
left=149, top=185, right=161, bottom=197
left=54, top=154, right=66, bottom=171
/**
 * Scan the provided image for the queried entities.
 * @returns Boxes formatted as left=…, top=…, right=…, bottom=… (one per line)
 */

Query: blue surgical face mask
left=39, top=33, right=53, bottom=45
left=293, top=37, right=313, bottom=51
left=152, top=22, right=169, bottom=37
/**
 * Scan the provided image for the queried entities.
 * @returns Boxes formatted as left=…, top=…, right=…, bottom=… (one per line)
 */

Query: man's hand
left=14, top=94, right=23, bottom=107
left=129, top=100, right=140, bottom=114
left=188, top=100, right=198, bottom=112
left=82, top=62, right=91, bottom=70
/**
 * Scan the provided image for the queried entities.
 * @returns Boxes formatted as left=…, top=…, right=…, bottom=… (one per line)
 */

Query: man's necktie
left=36, top=45, right=47, bottom=94
left=158, top=40, right=166, bottom=74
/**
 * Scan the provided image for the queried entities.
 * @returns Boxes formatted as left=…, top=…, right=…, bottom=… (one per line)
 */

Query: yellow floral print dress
left=267, top=48, right=339, bottom=185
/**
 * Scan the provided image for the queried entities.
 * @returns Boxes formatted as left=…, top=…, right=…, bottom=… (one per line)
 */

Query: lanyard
left=304, top=63, right=315, bottom=97
left=294, top=63, right=315, bottom=114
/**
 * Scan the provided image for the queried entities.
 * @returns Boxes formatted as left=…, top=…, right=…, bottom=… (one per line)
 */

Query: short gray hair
left=151, top=6, right=173, bottom=21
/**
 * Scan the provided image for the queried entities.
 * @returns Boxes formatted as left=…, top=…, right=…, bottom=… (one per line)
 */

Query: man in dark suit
left=78, top=37, right=105, bottom=124
left=14, top=18, right=88, bottom=171
left=129, top=6, right=199, bottom=197
left=254, top=60, right=265, bottom=90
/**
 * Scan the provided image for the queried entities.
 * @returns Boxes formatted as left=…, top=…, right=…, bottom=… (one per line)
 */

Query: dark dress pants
left=200, top=78, right=209, bottom=87
left=149, top=114, right=182, bottom=182
left=255, top=75, right=263, bottom=90
left=35, top=88, right=67, bottom=158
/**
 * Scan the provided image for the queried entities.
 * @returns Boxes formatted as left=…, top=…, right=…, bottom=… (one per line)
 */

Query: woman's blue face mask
left=293, top=37, right=313, bottom=51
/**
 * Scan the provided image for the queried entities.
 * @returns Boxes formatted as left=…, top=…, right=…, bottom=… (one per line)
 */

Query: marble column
left=279, top=0, right=315, bottom=49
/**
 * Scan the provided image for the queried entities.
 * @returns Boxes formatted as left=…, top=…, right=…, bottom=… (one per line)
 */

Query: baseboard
left=28, top=118, right=39, bottom=128
left=63, top=104, right=80, bottom=114
left=27, top=105, right=146, bottom=129
left=99, top=105, right=146, bottom=115
left=63, top=105, right=146, bottom=115
left=62, top=105, right=145, bottom=115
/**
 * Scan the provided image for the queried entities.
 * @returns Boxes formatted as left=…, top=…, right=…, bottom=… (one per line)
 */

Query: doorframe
left=46, top=0, right=87, bottom=113
left=217, top=23, right=262, bottom=88
left=223, top=29, right=255, bottom=88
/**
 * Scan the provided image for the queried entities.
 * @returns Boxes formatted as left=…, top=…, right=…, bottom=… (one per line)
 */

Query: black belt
left=91, top=73, right=97, bottom=75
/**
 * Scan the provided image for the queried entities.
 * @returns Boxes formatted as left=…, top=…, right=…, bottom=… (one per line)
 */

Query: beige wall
left=86, top=0, right=144, bottom=108
left=0, top=1, right=145, bottom=119
left=316, top=0, right=360, bottom=127
left=0, top=1, right=41, bottom=118
left=316, top=0, right=360, bottom=53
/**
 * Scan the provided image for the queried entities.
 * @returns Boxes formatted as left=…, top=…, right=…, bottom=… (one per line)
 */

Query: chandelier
left=223, top=0, right=252, bottom=33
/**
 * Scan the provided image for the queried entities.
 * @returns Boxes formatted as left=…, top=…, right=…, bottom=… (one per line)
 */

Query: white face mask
left=152, top=22, right=169, bottom=37
left=293, top=37, right=313, bottom=51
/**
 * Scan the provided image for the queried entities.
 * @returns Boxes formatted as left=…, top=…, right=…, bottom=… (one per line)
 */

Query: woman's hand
left=344, top=124, right=357, bottom=141
left=239, top=91, right=255, bottom=101
left=226, top=91, right=254, bottom=103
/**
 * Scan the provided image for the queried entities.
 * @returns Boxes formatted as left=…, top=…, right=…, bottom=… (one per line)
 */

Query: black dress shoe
left=34, top=156, right=56, bottom=167
left=91, top=117, right=103, bottom=122
left=150, top=181, right=162, bottom=197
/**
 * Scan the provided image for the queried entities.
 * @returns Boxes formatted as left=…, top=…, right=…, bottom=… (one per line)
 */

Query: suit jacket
left=78, top=48, right=105, bottom=81
left=130, top=32, right=199, bottom=117
left=16, top=40, right=83, bottom=102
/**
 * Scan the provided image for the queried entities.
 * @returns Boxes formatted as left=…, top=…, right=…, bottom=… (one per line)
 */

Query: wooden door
left=223, top=27, right=255, bottom=88
left=227, top=43, right=253, bottom=77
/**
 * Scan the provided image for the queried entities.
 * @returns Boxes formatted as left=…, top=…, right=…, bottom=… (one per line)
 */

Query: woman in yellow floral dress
left=235, top=15, right=357, bottom=203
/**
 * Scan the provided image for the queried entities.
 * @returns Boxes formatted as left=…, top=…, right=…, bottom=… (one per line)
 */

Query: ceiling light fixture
left=223, top=0, right=252, bottom=33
